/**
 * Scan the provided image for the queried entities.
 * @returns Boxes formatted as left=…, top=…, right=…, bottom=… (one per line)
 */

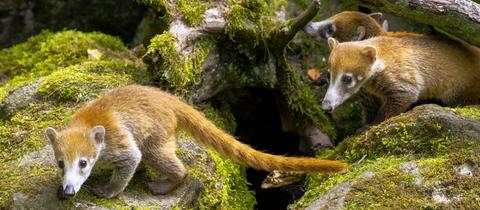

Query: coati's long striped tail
left=175, top=102, right=347, bottom=173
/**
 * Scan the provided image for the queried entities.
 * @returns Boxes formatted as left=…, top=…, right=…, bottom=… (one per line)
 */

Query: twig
left=272, top=0, right=322, bottom=49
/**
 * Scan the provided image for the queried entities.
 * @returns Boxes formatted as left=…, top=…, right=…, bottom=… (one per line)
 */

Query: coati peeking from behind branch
left=304, top=11, right=388, bottom=42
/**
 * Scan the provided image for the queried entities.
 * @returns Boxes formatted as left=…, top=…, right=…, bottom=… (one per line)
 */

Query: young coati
left=304, top=11, right=388, bottom=42
left=45, top=85, right=346, bottom=199
left=323, top=36, right=480, bottom=123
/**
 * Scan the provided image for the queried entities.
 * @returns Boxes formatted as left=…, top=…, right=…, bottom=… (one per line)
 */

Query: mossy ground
left=1, top=29, right=254, bottom=209
left=168, top=102, right=255, bottom=209
left=0, top=30, right=147, bottom=208
left=137, top=0, right=210, bottom=27
left=292, top=106, right=480, bottom=209
left=450, top=105, right=480, bottom=121
left=191, top=103, right=255, bottom=210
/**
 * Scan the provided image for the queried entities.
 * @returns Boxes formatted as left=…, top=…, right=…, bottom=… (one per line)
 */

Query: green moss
left=146, top=32, right=212, bottom=94
left=0, top=30, right=148, bottom=209
left=37, top=61, right=145, bottom=102
left=0, top=104, right=74, bottom=162
left=175, top=102, right=254, bottom=209
left=225, top=0, right=278, bottom=54
left=200, top=149, right=255, bottom=210
left=0, top=30, right=126, bottom=81
left=200, top=102, right=237, bottom=133
left=137, top=0, right=209, bottom=27
left=0, top=162, right=57, bottom=208
left=178, top=0, right=209, bottom=26
left=0, top=30, right=132, bottom=103
left=450, top=106, right=480, bottom=122
left=345, top=160, right=434, bottom=209
left=342, top=150, right=480, bottom=209
left=290, top=156, right=409, bottom=209
left=294, top=104, right=480, bottom=209
left=295, top=146, right=480, bottom=209
left=335, top=112, right=457, bottom=162
left=278, top=62, right=336, bottom=139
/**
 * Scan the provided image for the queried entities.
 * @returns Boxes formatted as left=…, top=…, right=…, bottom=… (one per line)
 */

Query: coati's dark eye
left=58, top=160, right=64, bottom=169
left=79, top=160, right=87, bottom=168
left=341, top=75, right=353, bottom=85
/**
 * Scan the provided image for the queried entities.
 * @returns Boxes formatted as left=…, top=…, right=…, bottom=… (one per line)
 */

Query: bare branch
left=272, top=0, right=322, bottom=49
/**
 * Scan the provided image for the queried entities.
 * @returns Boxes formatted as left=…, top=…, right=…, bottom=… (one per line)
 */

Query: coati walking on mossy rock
left=323, top=35, right=480, bottom=123
left=45, top=85, right=346, bottom=199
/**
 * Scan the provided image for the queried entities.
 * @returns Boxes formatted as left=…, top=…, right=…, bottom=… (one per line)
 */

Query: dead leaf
left=307, top=68, right=321, bottom=80
left=87, top=49, right=103, bottom=60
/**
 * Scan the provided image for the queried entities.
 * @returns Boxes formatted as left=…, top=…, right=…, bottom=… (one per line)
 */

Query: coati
left=304, top=11, right=388, bottom=42
left=45, top=85, right=346, bottom=199
left=323, top=35, right=480, bottom=123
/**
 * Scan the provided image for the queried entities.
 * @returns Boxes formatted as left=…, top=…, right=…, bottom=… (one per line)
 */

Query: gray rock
left=1, top=81, right=40, bottom=116
left=297, top=170, right=376, bottom=210
left=7, top=138, right=241, bottom=209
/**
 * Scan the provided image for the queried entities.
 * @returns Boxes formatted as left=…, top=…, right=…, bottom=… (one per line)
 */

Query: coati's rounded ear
left=91, top=125, right=105, bottom=145
left=361, top=46, right=377, bottom=62
left=382, top=20, right=389, bottom=31
left=327, top=37, right=339, bottom=50
left=369, top=12, right=383, bottom=24
left=45, top=127, right=57, bottom=144
left=353, top=26, right=366, bottom=41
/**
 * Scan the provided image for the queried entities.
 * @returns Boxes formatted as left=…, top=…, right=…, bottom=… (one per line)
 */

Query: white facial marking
left=371, top=58, right=385, bottom=74
left=63, top=157, right=91, bottom=194
left=357, top=75, right=364, bottom=81
left=323, top=73, right=344, bottom=110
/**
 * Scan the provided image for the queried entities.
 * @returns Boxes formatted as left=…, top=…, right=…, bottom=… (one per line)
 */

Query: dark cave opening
left=217, top=88, right=307, bottom=210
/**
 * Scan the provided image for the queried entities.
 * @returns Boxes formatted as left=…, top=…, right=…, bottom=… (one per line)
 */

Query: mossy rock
left=291, top=104, right=480, bottom=209
left=0, top=30, right=254, bottom=209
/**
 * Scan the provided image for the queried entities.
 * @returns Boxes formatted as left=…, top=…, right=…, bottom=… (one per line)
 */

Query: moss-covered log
left=357, top=0, right=480, bottom=46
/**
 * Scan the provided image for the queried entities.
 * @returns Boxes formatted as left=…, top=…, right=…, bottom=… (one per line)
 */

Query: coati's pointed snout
left=304, top=20, right=335, bottom=41
left=321, top=99, right=333, bottom=111
left=64, top=185, right=76, bottom=196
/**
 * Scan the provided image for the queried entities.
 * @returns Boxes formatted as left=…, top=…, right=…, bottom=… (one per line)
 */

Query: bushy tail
left=174, top=102, right=346, bottom=173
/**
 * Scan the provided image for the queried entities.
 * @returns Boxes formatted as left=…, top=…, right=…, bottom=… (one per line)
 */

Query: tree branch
left=358, top=0, right=480, bottom=47
left=272, top=0, right=322, bottom=49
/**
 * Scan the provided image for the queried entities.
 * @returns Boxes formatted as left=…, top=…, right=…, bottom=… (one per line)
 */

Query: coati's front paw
left=90, top=186, right=117, bottom=198
left=147, top=180, right=181, bottom=195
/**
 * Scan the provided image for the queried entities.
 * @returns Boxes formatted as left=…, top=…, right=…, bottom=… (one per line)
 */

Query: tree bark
left=358, top=0, right=480, bottom=47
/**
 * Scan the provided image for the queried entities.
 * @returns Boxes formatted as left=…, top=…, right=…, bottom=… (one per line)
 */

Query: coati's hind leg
left=143, top=136, right=187, bottom=195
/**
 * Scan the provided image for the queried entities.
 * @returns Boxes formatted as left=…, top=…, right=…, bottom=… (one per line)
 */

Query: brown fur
left=50, top=85, right=346, bottom=198
left=304, top=11, right=425, bottom=43
left=304, top=11, right=388, bottom=43
left=327, top=35, right=480, bottom=122
left=329, top=11, right=387, bottom=41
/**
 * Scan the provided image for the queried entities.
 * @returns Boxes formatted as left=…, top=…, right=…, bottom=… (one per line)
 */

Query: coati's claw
left=147, top=180, right=181, bottom=195
left=90, top=186, right=116, bottom=198
left=57, top=185, right=66, bottom=200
